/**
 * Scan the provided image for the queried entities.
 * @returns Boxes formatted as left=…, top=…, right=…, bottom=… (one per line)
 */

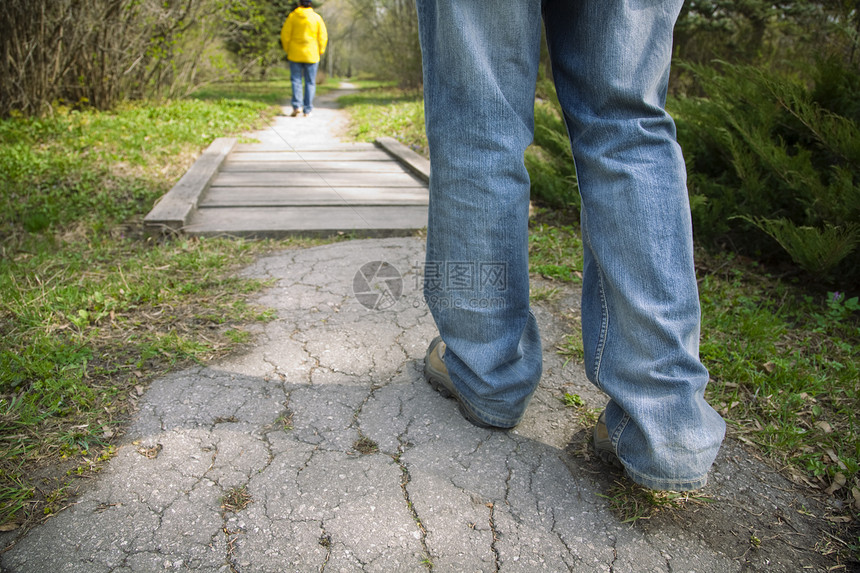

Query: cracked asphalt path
left=1, top=237, right=847, bottom=572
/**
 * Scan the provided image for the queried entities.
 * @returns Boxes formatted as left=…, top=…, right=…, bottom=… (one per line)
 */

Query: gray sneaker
left=593, top=411, right=623, bottom=468
left=423, top=337, right=503, bottom=429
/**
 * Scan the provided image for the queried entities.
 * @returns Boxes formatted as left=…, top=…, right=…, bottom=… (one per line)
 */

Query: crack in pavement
left=487, top=501, right=502, bottom=572
left=318, top=525, right=332, bottom=572
left=394, top=437, right=433, bottom=570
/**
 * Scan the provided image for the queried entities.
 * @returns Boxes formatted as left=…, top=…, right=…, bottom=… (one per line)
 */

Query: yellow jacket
left=281, top=7, right=327, bottom=64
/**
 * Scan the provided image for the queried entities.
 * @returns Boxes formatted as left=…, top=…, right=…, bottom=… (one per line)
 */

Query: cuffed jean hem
left=622, top=468, right=709, bottom=492
left=607, top=406, right=722, bottom=491
left=458, top=394, right=530, bottom=429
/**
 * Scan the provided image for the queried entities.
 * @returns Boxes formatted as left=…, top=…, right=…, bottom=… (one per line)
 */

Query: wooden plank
left=144, top=137, right=236, bottom=232
left=376, top=137, right=430, bottom=183
left=220, top=160, right=410, bottom=173
left=183, top=206, right=428, bottom=238
left=225, top=150, right=393, bottom=162
left=233, top=142, right=377, bottom=152
left=211, top=171, right=424, bottom=188
left=199, top=186, right=428, bottom=207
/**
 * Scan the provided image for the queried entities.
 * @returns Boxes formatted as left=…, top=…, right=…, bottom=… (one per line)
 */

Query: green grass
left=338, top=87, right=427, bottom=156
left=528, top=218, right=584, bottom=283
left=0, top=88, right=334, bottom=529
left=190, top=74, right=342, bottom=107
left=697, top=255, right=859, bottom=489
left=599, top=480, right=714, bottom=523
left=0, top=98, right=275, bottom=237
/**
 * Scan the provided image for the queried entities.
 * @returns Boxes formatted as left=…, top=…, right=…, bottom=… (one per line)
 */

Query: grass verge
left=338, top=87, right=427, bottom=156
left=0, top=85, right=334, bottom=533
left=190, top=74, right=342, bottom=108
left=696, top=253, right=859, bottom=501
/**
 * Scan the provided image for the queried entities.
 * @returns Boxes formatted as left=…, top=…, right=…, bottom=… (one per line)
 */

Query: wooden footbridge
left=144, top=88, right=429, bottom=238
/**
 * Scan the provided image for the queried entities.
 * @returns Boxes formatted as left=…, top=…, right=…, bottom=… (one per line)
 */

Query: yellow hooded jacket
left=281, top=6, right=328, bottom=64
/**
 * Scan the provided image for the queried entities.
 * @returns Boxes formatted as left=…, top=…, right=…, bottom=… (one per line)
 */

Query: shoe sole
left=594, top=445, right=623, bottom=469
left=423, top=340, right=502, bottom=430
left=424, top=367, right=454, bottom=399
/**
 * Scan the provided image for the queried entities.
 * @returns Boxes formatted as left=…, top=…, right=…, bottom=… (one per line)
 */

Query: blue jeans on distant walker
left=290, top=61, right=319, bottom=113
left=416, top=0, right=726, bottom=491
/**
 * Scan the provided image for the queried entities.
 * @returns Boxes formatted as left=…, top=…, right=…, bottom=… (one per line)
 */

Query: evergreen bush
left=671, top=60, right=860, bottom=284
left=528, top=90, right=580, bottom=212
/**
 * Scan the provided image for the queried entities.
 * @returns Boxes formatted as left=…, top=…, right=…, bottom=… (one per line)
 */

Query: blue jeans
left=290, top=61, right=319, bottom=113
left=416, top=0, right=725, bottom=490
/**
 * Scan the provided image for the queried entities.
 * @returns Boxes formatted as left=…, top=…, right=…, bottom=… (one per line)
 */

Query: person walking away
left=417, top=1, right=725, bottom=492
left=281, top=0, right=327, bottom=117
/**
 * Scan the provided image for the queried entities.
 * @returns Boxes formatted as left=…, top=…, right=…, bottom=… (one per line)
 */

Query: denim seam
left=609, top=411, right=629, bottom=455
left=591, top=261, right=610, bottom=390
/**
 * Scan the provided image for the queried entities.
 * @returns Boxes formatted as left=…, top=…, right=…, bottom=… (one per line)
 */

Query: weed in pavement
left=354, top=436, right=380, bottom=455
left=221, top=486, right=253, bottom=513
left=529, top=285, right=561, bottom=303
left=599, top=480, right=714, bottom=524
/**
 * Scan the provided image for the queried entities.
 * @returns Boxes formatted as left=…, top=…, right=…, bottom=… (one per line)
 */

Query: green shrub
left=528, top=93, right=580, bottom=212
left=671, top=60, right=860, bottom=283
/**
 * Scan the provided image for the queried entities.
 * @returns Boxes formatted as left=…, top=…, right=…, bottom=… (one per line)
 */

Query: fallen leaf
left=825, top=515, right=852, bottom=523
left=824, top=473, right=846, bottom=495
left=762, top=362, right=776, bottom=373
left=0, top=523, right=19, bottom=532
left=815, top=421, right=833, bottom=434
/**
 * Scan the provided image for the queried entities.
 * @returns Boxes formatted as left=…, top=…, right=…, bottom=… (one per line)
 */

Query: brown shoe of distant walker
left=290, top=108, right=301, bottom=117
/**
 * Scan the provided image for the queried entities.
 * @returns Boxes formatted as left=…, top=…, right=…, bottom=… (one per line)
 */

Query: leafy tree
left=344, top=0, right=422, bottom=88
left=673, top=1, right=860, bottom=92
left=221, top=0, right=283, bottom=79
left=0, top=0, right=232, bottom=115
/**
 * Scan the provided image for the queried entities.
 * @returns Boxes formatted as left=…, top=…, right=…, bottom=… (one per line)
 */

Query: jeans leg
left=289, top=61, right=302, bottom=111
left=416, top=0, right=543, bottom=428
left=304, top=62, right=319, bottom=113
left=543, top=0, right=725, bottom=490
